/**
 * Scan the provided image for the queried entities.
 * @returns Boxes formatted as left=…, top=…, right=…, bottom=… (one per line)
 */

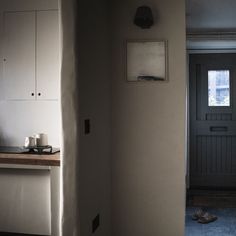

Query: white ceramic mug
left=35, top=133, right=48, bottom=146
left=25, top=136, right=37, bottom=147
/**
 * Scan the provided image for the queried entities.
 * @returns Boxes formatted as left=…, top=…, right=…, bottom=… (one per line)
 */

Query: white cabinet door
left=0, top=168, right=51, bottom=235
left=3, top=12, right=36, bottom=100
left=36, top=10, right=59, bottom=100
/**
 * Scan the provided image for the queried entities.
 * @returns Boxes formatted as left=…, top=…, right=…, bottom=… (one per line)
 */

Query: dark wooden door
left=190, top=53, right=236, bottom=189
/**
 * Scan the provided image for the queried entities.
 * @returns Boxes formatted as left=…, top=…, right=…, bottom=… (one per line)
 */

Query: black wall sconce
left=134, top=6, right=154, bottom=29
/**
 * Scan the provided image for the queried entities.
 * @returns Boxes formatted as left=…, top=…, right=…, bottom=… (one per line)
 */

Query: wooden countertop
left=0, top=152, right=60, bottom=166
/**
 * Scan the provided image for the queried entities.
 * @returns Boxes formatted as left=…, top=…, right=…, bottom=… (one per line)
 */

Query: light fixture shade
left=134, top=6, right=154, bottom=29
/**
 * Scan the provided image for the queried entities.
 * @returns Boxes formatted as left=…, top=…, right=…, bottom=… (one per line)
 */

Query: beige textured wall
left=60, top=0, right=79, bottom=235
left=111, top=0, right=186, bottom=235
left=77, top=0, right=111, bottom=236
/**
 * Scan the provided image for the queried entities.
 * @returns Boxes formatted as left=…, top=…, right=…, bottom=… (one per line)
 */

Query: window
left=208, top=70, right=230, bottom=107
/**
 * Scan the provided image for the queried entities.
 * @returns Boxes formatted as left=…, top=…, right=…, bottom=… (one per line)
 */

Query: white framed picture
left=126, top=40, right=168, bottom=82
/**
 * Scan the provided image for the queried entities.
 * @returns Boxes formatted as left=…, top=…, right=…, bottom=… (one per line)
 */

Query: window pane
left=208, top=70, right=230, bottom=106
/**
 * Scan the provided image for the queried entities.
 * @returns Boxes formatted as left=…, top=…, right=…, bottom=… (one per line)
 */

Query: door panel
left=190, top=53, right=236, bottom=188
left=36, top=10, right=59, bottom=100
left=3, top=11, right=36, bottom=100
left=0, top=168, right=51, bottom=235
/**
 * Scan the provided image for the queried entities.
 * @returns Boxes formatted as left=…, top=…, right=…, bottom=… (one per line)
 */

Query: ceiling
left=186, top=0, right=236, bottom=49
left=186, top=0, right=236, bottom=31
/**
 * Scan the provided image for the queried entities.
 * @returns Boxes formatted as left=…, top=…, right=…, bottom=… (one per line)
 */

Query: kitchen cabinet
left=3, top=10, right=59, bottom=100
left=36, top=10, right=60, bottom=100
left=3, top=12, right=36, bottom=100
left=0, top=153, right=60, bottom=235
left=0, top=166, right=51, bottom=235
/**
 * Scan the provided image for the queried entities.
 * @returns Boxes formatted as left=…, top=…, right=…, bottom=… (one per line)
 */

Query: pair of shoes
left=192, top=209, right=218, bottom=224
left=198, top=212, right=218, bottom=224
left=192, top=208, right=205, bottom=220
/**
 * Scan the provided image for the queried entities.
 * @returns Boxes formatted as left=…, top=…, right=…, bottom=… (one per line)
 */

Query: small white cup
left=35, top=133, right=48, bottom=146
left=25, top=136, right=37, bottom=147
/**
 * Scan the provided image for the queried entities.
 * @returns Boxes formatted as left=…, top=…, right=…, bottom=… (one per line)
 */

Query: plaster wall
left=111, top=0, right=186, bottom=235
left=77, top=0, right=111, bottom=235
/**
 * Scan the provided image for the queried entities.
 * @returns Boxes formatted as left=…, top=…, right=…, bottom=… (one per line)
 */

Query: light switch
left=84, top=119, right=90, bottom=134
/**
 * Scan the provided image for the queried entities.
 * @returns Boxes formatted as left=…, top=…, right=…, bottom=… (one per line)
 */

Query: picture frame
left=126, top=40, right=168, bottom=82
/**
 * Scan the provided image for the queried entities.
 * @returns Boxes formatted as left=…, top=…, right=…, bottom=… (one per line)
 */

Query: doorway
left=189, top=53, right=236, bottom=189
left=185, top=52, right=236, bottom=235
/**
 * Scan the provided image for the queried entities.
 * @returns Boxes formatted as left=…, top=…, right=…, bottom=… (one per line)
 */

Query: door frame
left=186, top=49, right=236, bottom=189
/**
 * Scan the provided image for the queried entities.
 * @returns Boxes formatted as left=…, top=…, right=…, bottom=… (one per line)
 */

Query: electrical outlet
left=92, top=214, right=100, bottom=233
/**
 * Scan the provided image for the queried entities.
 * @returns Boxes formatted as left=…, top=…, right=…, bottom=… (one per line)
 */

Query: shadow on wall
left=0, top=126, right=11, bottom=146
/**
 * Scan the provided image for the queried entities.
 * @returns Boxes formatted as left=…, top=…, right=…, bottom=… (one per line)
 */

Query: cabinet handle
left=31, top=93, right=34, bottom=96
left=38, top=93, right=41, bottom=96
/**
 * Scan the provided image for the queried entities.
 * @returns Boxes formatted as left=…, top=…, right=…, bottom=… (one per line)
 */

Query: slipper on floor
left=198, top=212, right=218, bottom=224
left=192, top=209, right=205, bottom=220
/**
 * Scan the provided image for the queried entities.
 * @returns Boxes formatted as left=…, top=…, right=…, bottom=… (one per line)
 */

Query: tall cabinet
left=3, top=10, right=59, bottom=100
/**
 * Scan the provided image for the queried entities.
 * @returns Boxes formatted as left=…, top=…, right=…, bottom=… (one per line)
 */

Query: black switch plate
left=92, top=214, right=100, bottom=233
left=84, top=119, right=90, bottom=134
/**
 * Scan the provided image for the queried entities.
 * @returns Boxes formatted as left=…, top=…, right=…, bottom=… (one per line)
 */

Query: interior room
left=7, top=0, right=236, bottom=235
left=186, top=0, right=236, bottom=235
left=0, top=0, right=186, bottom=235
